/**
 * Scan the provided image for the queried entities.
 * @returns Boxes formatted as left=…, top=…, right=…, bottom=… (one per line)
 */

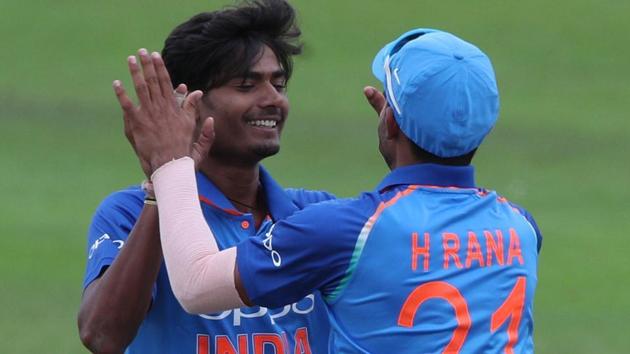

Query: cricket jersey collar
left=377, top=163, right=476, bottom=191
left=196, top=166, right=298, bottom=220
left=258, top=167, right=299, bottom=221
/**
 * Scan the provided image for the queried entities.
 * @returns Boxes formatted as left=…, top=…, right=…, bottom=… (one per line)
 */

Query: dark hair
left=162, top=0, right=302, bottom=91
left=409, top=143, right=476, bottom=166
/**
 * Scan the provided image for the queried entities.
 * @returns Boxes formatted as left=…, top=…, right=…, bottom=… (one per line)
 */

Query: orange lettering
left=412, top=232, right=430, bottom=271
left=484, top=230, right=505, bottom=266
left=398, top=281, right=471, bottom=352
left=443, top=232, right=463, bottom=269
left=197, top=334, right=209, bottom=354
left=465, top=232, right=485, bottom=268
left=293, top=327, right=312, bottom=354
left=254, top=334, right=284, bottom=354
left=491, top=277, right=526, bottom=354
left=507, top=228, right=524, bottom=265
left=216, top=334, right=248, bottom=354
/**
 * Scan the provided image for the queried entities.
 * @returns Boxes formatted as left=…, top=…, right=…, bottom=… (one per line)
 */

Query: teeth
left=248, top=120, right=277, bottom=128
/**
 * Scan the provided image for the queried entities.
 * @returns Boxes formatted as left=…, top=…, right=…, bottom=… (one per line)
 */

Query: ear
left=384, top=107, right=400, bottom=139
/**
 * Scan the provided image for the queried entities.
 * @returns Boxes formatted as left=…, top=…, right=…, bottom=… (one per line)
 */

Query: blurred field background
left=1, top=0, right=629, bottom=352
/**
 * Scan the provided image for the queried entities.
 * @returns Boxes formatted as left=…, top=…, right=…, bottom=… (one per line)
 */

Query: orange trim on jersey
left=326, top=184, right=421, bottom=302
left=495, top=195, right=523, bottom=214
left=369, top=185, right=419, bottom=226
left=476, top=189, right=489, bottom=197
left=198, top=195, right=244, bottom=216
left=409, top=184, right=477, bottom=191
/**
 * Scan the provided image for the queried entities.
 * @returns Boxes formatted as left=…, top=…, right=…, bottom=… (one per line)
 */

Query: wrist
left=141, top=179, right=155, bottom=199
left=150, top=152, right=187, bottom=174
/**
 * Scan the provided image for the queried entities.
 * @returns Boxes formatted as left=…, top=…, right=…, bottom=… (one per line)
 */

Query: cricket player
left=77, top=1, right=336, bottom=353
left=123, top=28, right=542, bottom=353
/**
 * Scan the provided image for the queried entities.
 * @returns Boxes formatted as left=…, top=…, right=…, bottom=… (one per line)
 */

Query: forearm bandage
left=152, top=157, right=246, bottom=313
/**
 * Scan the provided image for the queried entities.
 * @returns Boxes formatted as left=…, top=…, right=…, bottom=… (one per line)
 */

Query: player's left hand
left=113, top=49, right=214, bottom=178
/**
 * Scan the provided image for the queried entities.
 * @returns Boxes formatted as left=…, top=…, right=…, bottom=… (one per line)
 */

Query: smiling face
left=199, top=45, right=289, bottom=165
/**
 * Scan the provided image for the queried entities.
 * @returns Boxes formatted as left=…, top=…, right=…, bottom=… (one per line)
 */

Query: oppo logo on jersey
left=198, top=294, right=315, bottom=326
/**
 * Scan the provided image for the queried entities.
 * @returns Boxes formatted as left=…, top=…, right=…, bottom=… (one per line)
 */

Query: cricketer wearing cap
left=124, top=29, right=542, bottom=353
left=77, top=1, right=336, bottom=353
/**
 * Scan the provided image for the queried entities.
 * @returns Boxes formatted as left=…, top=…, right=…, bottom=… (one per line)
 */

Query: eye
left=229, top=77, right=255, bottom=91
left=236, top=82, right=255, bottom=91
left=273, top=81, right=287, bottom=92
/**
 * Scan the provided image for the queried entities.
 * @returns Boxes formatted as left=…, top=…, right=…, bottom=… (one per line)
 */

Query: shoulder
left=506, top=199, right=543, bottom=252
left=283, top=188, right=337, bottom=208
left=237, top=192, right=382, bottom=306
left=276, top=192, right=381, bottom=242
left=98, top=185, right=143, bottom=208
left=91, top=186, right=144, bottom=229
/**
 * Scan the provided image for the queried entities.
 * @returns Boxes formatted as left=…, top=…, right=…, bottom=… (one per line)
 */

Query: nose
left=258, top=82, right=287, bottom=109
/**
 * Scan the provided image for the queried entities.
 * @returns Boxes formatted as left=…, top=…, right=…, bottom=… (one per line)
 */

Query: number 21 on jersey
left=398, top=277, right=526, bottom=354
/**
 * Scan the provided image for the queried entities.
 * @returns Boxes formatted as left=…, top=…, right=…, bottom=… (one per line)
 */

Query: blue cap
left=372, top=28, right=499, bottom=158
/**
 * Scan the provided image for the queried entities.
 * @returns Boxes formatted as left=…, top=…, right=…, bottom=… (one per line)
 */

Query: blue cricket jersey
left=83, top=167, right=336, bottom=354
left=237, top=163, right=542, bottom=354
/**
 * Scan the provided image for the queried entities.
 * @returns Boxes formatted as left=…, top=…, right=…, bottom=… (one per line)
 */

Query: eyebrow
left=241, top=69, right=287, bottom=80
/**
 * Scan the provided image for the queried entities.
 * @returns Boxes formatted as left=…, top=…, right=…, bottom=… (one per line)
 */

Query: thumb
left=191, top=117, right=215, bottom=168
left=182, top=90, right=204, bottom=122
left=363, top=86, right=386, bottom=115
left=173, top=83, right=188, bottom=108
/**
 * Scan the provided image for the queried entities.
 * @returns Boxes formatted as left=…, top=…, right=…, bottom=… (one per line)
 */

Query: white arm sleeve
left=151, top=157, right=246, bottom=314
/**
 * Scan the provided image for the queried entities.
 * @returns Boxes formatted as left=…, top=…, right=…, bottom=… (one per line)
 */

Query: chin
left=252, top=143, right=280, bottom=158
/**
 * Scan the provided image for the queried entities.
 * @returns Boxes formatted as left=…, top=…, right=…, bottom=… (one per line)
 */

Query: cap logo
left=393, top=68, right=401, bottom=84
left=384, top=55, right=402, bottom=115
left=372, top=29, right=499, bottom=157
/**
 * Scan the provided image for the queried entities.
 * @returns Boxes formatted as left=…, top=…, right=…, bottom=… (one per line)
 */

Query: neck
left=198, top=156, right=261, bottom=208
left=388, top=142, right=424, bottom=170
left=198, top=156, right=268, bottom=228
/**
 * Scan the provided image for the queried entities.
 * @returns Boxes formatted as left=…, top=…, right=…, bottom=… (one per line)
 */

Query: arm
left=151, top=157, right=247, bottom=313
left=112, top=49, right=240, bottom=313
left=77, top=47, right=203, bottom=353
left=150, top=157, right=363, bottom=311
left=77, top=203, right=162, bottom=354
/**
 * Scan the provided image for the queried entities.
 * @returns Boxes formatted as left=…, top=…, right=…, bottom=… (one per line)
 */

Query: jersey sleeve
left=283, top=188, right=337, bottom=208
left=236, top=196, right=375, bottom=309
left=82, top=187, right=144, bottom=290
left=509, top=201, right=543, bottom=253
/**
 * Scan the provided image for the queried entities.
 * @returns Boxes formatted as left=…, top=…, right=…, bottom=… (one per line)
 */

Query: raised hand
left=112, top=48, right=214, bottom=178
left=363, top=86, right=387, bottom=115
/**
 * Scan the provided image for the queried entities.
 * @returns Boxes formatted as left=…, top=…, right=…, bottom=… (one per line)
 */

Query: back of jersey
left=327, top=186, right=539, bottom=354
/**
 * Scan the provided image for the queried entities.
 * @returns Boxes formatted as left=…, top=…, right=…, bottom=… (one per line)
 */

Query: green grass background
left=1, top=0, right=628, bottom=352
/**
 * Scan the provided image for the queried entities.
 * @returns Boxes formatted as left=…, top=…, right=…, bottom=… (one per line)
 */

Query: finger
left=137, top=48, right=161, bottom=102
left=113, top=80, right=135, bottom=114
left=151, top=51, right=176, bottom=101
left=363, top=86, right=386, bottom=114
left=113, top=80, right=137, bottom=145
left=128, top=55, right=151, bottom=107
left=191, top=117, right=215, bottom=166
left=174, top=83, right=188, bottom=95
left=174, top=84, right=188, bottom=108
left=182, top=90, right=204, bottom=122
